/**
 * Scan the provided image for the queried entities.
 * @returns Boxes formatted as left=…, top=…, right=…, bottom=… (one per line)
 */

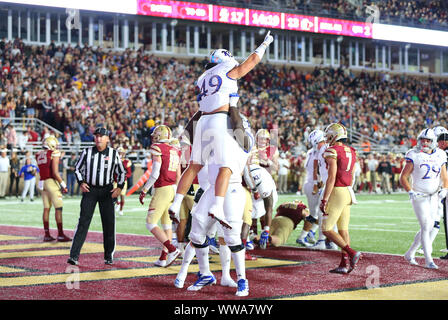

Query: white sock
left=311, top=223, right=319, bottom=233
left=407, top=230, right=421, bottom=259
left=195, top=246, right=211, bottom=276
left=177, top=242, right=196, bottom=281
left=219, top=244, right=232, bottom=280
left=231, top=249, right=246, bottom=281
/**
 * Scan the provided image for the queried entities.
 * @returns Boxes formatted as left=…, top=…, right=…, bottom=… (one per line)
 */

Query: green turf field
left=0, top=192, right=446, bottom=256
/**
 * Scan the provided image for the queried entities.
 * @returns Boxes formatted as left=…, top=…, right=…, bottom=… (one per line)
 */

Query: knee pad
left=306, top=215, right=317, bottom=224
left=194, top=188, right=204, bottom=203
left=228, top=243, right=245, bottom=253
left=192, top=238, right=209, bottom=248
left=161, top=224, right=171, bottom=231
left=146, top=223, right=157, bottom=232
left=189, top=230, right=207, bottom=246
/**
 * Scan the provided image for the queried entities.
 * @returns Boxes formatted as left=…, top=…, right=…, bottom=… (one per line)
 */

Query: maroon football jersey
left=324, top=144, right=356, bottom=187
left=150, top=143, right=181, bottom=188
left=35, top=149, right=60, bottom=180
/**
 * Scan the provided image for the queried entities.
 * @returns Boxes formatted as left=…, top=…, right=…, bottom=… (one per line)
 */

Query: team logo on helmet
left=151, top=125, right=172, bottom=143
left=417, top=128, right=437, bottom=152
left=43, top=135, right=59, bottom=151
left=324, top=123, right=347, bottom=146
left=433, top=126, right=448, bottom=137
left=209, top=49, right=239, bottom=66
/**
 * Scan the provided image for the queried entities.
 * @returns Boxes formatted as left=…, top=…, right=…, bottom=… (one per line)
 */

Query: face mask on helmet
left=256, top=129, right=270, bottom=148
left=417, top=128, right=436, bottom=152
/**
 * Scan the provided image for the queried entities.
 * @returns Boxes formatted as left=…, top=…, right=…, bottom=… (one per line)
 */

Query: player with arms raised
left=35, top=135, right=71, bottom=242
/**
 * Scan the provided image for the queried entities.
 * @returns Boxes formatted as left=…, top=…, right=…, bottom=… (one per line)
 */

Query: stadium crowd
left=0, top=37, right=445, bottom=196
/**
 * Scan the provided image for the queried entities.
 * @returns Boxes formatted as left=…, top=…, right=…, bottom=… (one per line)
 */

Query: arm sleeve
left=142, top=160, right=162, bottom=193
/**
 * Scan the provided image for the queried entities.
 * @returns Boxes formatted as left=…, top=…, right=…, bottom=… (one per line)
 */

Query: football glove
left=319, top=199, right=327, bottom=214
left=408, top=190, right=424, bottom=201
left=259, top=230, right=269, bottom=250
left=263, top=31, right=274, bottom=46
left=60, top=181, right=68, bottom=194
left=438, top=188, right=448, bottom=201
left=253, top=191, right=261, bottom=200
left=139, top=191, right=146, bottom=205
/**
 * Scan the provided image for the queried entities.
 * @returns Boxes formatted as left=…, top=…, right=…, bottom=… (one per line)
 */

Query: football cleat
left=104, top=259, right=113, bottom=265
left=208, top=237, right=220, bottom=254
left=44, top=235, right=56, bottom=242
left=329, top=266, right=348, bottom=274
left=235, top=279, right=249, bottom=297
left=305, top=230, right=317, bottom=244
left=67, top=257, right=78, bottom=266
left=404, top=253, right=419, bottom=266
left=326, top=241, right=339, bottom=250
left=174, top=278, right=185, bottom=289
left=310, top=239, right=326, bottom=250
left=57, top=234, right=72, bottom=242
left=187, top=274, right=217, bottom=291
left=296, top=238, right=312, bottom=247
left=165, top=249, right=181, bottom=267
left=154, top=259, right=167, bottom=267
left=221, top=277, right=238, bottom=288
left=416, top=249, right=424, bottom=255
left=425, top=262, right=439, bottom=269
left=245, top=251, right=257, bottom=261
left=347, top=251, right=362, bottom=273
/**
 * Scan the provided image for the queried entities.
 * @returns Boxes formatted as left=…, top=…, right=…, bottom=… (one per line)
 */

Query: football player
left=35, top=135, right=71, bottom=242
left=320, top=123, right=361, bottom=274
left=309, top=129, right=338, bottom=251
left=296, top=129, right=324, bottom=246
left=179, top=114, right=255, bottom=297
left=168, top=31, right=274, bottom=234
left=139, top=125, right=181, bottom=267
left=401, top=128, right=448, bottom=269
left=254, top=200, right=309, bottom=247
left=114, top=147, right=132, bottom=216
left=246, top=163, right=278, bottom=250
left=249, top=129, right=279, bottom=176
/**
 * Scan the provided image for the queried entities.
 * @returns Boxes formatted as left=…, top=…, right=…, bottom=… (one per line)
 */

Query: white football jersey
left=197, top=61, right=238, bottom=113
left=248, top=164, right=276, bottom=198
left=304, top=148, right=317, bottom=184
left=317, top=143, right=329, bottom=185
left=406, top=147, right=447, bottom=194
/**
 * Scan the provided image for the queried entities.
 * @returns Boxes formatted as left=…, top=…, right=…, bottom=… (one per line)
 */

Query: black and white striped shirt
left=74, top=146, right=126, bottom=189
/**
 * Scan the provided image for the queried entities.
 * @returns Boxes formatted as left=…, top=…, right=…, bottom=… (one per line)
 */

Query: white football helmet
left=209, top=49, right=239, bottom=66
left=433, top=126, right=448, bottom=138
left=417, top=128, right=437, bottom=152
left=308, top=129, right=325, bottom=150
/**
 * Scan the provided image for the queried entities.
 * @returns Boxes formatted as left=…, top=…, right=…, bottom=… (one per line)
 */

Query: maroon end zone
left=1, top=225, right=447, bottom=300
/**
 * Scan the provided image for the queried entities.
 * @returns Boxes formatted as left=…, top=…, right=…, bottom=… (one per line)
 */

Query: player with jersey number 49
left=168, top=31, right=274, bottom=234
left=319, top=123, right=361, bottom=274
left=400, top=128, right=448, bottom=270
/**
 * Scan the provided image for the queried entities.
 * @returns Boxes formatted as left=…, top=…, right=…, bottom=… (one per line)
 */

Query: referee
left=67, top=127, right=126, bottom=266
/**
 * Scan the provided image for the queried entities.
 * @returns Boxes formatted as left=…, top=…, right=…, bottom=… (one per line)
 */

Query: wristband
left=60, top=181, right=67, bottom=189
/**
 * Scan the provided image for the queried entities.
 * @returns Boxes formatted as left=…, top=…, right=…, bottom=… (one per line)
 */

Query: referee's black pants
left=70, top=185, right=116, bottom=261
